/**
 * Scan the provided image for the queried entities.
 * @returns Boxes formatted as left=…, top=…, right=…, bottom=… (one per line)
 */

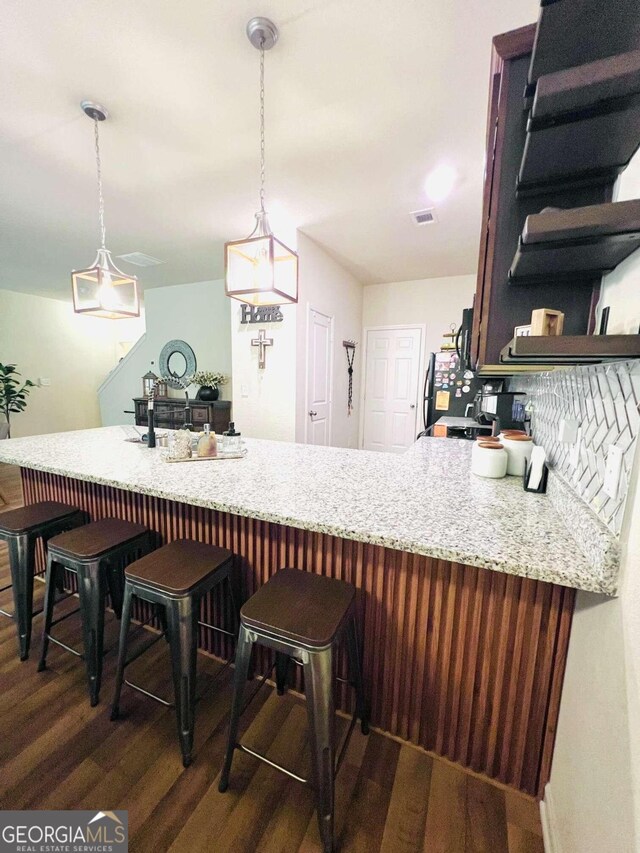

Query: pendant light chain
left=259, top=39, right=266, bottom=213
left=94, top=118, right=106, bottom=250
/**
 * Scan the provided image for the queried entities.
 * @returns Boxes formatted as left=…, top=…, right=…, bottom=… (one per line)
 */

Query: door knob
left=410, top=404, right=416, bottom=409
left=309, top=410, right=317, bottom=417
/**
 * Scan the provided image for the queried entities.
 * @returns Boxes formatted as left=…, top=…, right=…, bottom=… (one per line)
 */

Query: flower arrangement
left=190, top=370, right=229, bottom=389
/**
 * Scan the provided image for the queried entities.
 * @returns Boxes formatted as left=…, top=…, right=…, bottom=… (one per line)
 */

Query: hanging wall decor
left=71, top=101, right=140, bottom=319
left=224, top=17, right=298, bottom=306
left=159, top=340, right=197, bottom=389
left=240, top=304, right=284, bottom=324
left=344, top=340, right=357, bottom=416
left=251, top=329, right=274, bottom=369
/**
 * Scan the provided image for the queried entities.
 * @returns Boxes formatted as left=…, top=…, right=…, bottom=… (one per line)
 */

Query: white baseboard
left=540, top=783, right=562, bottom=853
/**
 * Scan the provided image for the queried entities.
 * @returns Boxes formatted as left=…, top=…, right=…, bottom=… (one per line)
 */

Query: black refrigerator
left=420, top=308, right=484, bottom=433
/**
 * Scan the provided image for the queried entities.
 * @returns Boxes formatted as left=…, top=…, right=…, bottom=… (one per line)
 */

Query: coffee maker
left=473, top=383, right=526, bottom=434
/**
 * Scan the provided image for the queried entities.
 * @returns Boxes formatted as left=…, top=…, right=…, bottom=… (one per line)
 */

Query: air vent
left=117, top=252, right=164, bottom=267
left=410, top=208, right=437, bottom=226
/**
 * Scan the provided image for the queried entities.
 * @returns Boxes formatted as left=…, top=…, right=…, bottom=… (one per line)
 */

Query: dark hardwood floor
left=0, top=462, right=544, bottom=852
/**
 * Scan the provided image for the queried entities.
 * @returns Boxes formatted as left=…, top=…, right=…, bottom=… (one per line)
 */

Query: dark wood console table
left=133, top=397, right=232, bottom=432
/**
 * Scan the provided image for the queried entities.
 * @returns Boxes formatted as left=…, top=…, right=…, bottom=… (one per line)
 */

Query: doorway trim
left=359, top=323, right=426, bottom=450
left=305, top=305, right=335, bottom=445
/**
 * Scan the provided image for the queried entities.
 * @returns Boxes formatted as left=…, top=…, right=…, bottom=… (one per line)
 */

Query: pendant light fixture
left=225, top=17, right=298, bottom=306
left=71, top=101, right=140, bottom=319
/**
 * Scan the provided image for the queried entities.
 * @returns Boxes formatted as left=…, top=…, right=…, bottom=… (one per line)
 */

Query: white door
left=363, top=327, right=423, bottom=453
left=306, top=308, right=333, bottom=445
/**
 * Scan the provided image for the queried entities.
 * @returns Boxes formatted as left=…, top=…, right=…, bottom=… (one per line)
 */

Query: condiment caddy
left=162, top=421, right=246, bottom=463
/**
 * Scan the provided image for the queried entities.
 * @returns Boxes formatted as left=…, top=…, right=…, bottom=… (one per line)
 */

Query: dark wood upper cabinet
left=472, top=7, right=640, bottom=373
left=471, top=24, right=616, bottom=372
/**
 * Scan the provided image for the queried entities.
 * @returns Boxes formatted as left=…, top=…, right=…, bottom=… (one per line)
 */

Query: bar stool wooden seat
left=110, top=539, right=238, bottom=768
left=37, top=518, right=151, bottom=705
left=0, top=501, right=85, bottom=660
left=218, top=568, right=369, bottom=853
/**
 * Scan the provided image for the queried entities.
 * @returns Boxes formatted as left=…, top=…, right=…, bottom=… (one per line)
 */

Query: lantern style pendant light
left=225, top=18, right=298, bottom=306
left=71, top=101, right=140, bottom=319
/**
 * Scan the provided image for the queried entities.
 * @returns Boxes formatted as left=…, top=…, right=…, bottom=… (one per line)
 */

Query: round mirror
left=159, top=340, right=197, bottom=389
left=167, top=351, right=187, bottom=379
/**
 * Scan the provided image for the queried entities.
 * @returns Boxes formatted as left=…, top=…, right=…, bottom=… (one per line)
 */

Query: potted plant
left=190, top=370, right=229, bottom=401
left=0, top=363, right=36, bottom=439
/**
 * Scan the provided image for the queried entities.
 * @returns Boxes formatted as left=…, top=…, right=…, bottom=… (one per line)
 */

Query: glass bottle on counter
left=223, top=422, right=242, bottom=454
left=197, top=423, right=217, bottom=458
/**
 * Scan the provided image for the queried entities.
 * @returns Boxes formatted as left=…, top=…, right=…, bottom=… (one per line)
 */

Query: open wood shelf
left=508, top=199, right=640, bottom=284
left=518, top=49, right=640, bottom=196
left=500, top=334, right=640, bottom=365
left=527, top=0, right=640, bottom=90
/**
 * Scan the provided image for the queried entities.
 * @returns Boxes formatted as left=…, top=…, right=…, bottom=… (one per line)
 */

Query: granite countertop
left=0, top=427, right=619, bottom=595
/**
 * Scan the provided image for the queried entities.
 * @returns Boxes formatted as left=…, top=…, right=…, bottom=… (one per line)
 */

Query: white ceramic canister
left=498, top=429, right=527, bottom=442
left=471, top=442, right=508, bottom=479
left=472, top=435, right=498, bottom=460
left=502, top=434, right=534, bottom=476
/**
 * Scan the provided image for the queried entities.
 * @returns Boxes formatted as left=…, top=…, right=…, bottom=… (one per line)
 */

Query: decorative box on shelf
left=133, top=398, right=231, bottom=433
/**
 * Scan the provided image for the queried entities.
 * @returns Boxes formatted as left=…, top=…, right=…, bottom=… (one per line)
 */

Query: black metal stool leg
left=7, top=533, right=36, bottom=661
left=110, top=582, right=134, bottom=721
left=42, top=534, right=65, bottom=594
left=275, top=652, right=290, bottom=695
left=37, top=553, right=59, bottom=672
left=219, top=623, right=254, bottom=792
left=346, top=616, right=369, bottom=735
left=76, top=560, right=107, bottom=707
left=304, top=648, right=336, bottom=853
left=155, top=602, right=169, bottom=639
left=106, top=559, right=125, bottom=619
left=166, top=595, right=198, bottom=767
left=228, top=564, right=242, bottom=635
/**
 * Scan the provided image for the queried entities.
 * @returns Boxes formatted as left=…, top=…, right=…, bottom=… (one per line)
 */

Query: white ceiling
left=0, top=0, right=540, bottom=300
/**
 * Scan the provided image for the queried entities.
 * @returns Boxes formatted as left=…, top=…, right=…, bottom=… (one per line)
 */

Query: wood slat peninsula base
left=21, top=467, right=574, bottom=797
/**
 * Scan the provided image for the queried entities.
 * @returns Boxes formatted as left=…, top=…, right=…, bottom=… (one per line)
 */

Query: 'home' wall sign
left=240, top=305, right=284, bottom=324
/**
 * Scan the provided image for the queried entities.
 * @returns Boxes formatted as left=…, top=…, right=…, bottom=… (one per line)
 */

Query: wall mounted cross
left=251, top=329, right=274, bottom=369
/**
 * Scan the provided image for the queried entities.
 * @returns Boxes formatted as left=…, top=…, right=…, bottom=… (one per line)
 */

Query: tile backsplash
left=511, top=360, right=640, bottom=535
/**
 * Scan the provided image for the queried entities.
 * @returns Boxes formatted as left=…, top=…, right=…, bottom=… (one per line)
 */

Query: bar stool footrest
left=50, top=606, right=82, bottom=628
left=46, top=635, right=83, bottom=658
left=198, top=619, right=237, bottom=640
left=123, top=678, right=173, bottom=707
left=235, top=743, right=308, bottom=785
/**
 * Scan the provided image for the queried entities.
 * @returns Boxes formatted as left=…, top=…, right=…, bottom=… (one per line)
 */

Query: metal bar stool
left=110, top=539, right=238, bottom=768
left=37, top=518, right=151, bottom=705
left=218, top=568, right=369, bottom=853
left=0, top=501, right=85, bottom=661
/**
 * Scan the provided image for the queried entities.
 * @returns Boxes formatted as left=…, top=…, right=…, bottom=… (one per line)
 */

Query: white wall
left=361, top=275, right=476, bottom=439
left=99, top=279, right=231, bottom=426
left=362, top=274, right=476, bottom=360
left=0, top=289, right=142, bottom=438
left=596, top=151, right=640, bottom=335
left=544, top=153, right=640, bottom=852
left=230, top=300, right=297, bottom=442
left=228, top=232, right=364, bottom=446
left=295, top=233, right=364, bottom=448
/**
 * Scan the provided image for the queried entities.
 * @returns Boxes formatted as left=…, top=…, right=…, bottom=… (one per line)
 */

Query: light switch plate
left=38, top=377, right=51, bottom=387
left=603, top=444, right=624, bottom=500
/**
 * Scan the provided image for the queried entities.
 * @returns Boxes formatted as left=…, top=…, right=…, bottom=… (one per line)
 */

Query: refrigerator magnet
left=435, top=390, right=450, bottom=410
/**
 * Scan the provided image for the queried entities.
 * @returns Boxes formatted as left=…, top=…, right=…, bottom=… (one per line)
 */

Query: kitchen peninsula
left=0, top=426, right=619, bottom=797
